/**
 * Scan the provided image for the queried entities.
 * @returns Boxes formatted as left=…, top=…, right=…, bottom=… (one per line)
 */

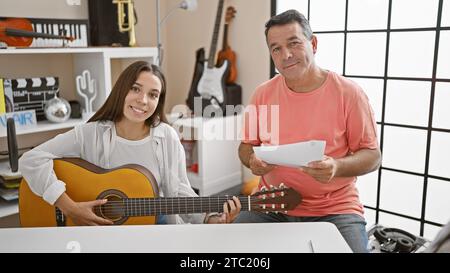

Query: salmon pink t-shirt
left=242, top=71, right=378, bottom=217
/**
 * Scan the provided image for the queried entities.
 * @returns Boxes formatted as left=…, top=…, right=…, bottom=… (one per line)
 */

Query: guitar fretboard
left=207, top=0, right=225, bottom=68
left=54, top=196, right=256, bottom=224
left=116, top=196, right=255, bottom=217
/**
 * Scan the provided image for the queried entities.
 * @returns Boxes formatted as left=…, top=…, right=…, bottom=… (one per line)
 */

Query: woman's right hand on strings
left=55, top=193, right=114, bottom=226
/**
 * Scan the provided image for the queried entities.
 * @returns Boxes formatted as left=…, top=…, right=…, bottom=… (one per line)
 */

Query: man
left=235, top=10, right=381, bottom=253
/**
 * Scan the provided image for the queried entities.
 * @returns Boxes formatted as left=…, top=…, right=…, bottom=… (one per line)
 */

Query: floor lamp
left=156, top=0, right=198, bottom=67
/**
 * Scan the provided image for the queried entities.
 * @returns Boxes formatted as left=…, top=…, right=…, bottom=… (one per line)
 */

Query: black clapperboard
left=4, top=77, right=59, bottom=121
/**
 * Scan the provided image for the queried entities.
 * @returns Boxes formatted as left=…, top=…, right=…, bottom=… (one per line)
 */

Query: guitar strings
left=74, top=196, right=269, bottom=213
left=82, top=196, right=285, bottom=215
left=94, top=196, right=259, bottom=203
left=56, top=195, right=285, bottom=215
left=90, top=197, right=260, bottom=212
left=92, top=198, right=255, bottom=209
left=92, top=196, right=258, bottom=202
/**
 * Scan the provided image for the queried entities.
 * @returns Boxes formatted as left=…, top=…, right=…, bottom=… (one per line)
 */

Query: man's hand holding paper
left=253, top=140, right=326, bottom=168
left=253, top=140, right=335, bottom=182
left=299, top=155, right=338, bottom=183
left=248, top=153, right=276, bottom=176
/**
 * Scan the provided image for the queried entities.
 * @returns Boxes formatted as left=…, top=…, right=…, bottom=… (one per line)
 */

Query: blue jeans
left=156, top=215, right=167, bottom=225
left=233, top=211, right=368, bottom=253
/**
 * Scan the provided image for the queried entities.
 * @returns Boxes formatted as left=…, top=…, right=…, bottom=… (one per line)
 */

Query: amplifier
left=88, top=0, right=130, bottom=47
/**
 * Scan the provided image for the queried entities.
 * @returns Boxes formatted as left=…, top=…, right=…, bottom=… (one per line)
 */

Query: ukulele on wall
left=217, top=6, right=237, bottom=84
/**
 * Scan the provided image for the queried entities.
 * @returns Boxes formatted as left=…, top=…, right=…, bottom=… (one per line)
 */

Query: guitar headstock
left=225, top=6, right=237, bottom=24
left=250, top=184, right=302, bottom=213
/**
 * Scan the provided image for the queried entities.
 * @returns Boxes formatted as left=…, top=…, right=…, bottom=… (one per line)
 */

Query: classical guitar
left=196, top=0, right=229, bottom=106
left=19, top=158, right=302, bottom=227
left=217, top=6, right=237, bottom=84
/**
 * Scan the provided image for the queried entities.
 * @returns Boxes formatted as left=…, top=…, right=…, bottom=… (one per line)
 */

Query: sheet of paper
left=253, top=140, right=326, bottom=168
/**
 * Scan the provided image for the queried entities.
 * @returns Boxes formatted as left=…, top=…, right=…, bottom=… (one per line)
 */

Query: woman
left=19, top=61, right=240, bottom=225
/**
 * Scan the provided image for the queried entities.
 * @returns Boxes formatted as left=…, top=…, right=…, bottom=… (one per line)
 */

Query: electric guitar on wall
left=19, top=158, right=302, bottom=227
left=186, top=47, right=206, bottom=114
left=196, top=0, right=229, bottom=106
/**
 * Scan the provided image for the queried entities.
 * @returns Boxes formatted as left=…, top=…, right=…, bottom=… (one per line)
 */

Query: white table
left=0, top=222, right=352, bottom=253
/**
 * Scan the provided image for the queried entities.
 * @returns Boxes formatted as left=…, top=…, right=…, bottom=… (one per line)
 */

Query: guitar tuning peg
left=265, top=211, right=269, bottom=214
left=260, top=186, right=267, bottom=192
left=269, top=185, right=274, bottom=190
left=272, top=204, right=275, bottom=209
left=280, top=191, right=285, bottom=197
left=262, top=204, right=266, bottom=210
left=262, top=194, right=266, bottom=200
left=284, top=211, right=288, bottom=214
left=281, top=204, right=285, bottom=209
left=279, top=183, right=285, bottom=189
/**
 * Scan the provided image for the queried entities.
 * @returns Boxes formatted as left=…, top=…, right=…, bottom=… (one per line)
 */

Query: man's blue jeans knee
left=311, top=214, right=368, bottom=253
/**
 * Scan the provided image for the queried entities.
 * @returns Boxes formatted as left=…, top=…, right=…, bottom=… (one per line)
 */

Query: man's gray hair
left=265, top=9, right=313, bottom=40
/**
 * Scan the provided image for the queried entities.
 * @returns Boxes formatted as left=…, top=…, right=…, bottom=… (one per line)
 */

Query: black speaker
left=88, top=0, right=130, bottom=46
left=224, top=83, right=243, bottom=115
left=6, top=118, right=18, bottom=173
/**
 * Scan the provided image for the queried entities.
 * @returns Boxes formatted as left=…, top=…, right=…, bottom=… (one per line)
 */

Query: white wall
left=0, top=0, right=88, bottom=19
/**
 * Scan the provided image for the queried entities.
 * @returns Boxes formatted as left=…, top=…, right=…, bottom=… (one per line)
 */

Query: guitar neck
left=207, top=0, right=225, bottom=68
left=6, top=27, right=72, bottom=40
left=222, top=24, right=229, bottom=50
left=123, top=196, right=254, bottom=217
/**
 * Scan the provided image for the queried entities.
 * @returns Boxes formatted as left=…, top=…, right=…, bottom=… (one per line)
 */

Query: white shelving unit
left=173, top=115, right=243, bottom=196
left=1, top=47, right=157, bottom=110
left=0, top=117, right=88, bottom=138
left=0, top=47, right=158, bottom=222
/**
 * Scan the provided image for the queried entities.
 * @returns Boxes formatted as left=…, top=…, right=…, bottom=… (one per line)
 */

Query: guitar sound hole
left=97, top=195, right=126, bottom=221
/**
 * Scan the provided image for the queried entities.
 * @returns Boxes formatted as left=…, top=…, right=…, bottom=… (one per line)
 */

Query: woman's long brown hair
left=88, top=61, right=167, bottom=127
